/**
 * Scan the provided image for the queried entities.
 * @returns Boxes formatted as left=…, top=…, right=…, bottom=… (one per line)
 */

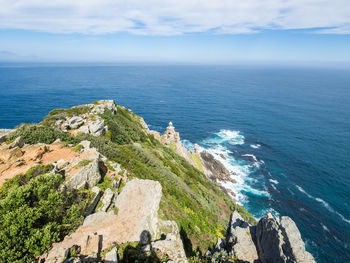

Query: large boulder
left=256, top=214, right=316, bottom=263
left=226, top=211, right=259, bottom=263
left=65, top=159, right=101, bottom=190
left=88, top=119, right=105, bottom=136
left=114, top=178, right=162, bottom=240
left=152, top=220, right=188, bottom=263
left=68, top=116, right=84, bottom=129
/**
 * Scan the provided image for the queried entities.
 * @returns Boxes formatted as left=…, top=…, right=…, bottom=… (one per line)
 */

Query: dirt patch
left=0, top=142, right=80, bottom=187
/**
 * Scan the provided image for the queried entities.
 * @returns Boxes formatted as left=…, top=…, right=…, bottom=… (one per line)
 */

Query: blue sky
left=1, top=0, right=350, bottom=64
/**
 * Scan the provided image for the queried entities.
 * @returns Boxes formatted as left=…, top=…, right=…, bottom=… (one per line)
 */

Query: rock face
left=47, top=178, right=188, bottom=263
left=207, top=212, right=315, bottom=263
left=225, top=211, right=259, bottom=263
left=85, top=186, right=102, bottom=216
left=98, top=188, right=114, bottom=212
left=65, top=159, right=101, bottom=190
left=152, top=220, right=188, bottom=263
left=256, top=214, right=316, bottom=263
left=114, top=178, right=162, bottom=240
left=200, top=151, right=232, bottom=182
left=68, top=116, right=84, bottom=129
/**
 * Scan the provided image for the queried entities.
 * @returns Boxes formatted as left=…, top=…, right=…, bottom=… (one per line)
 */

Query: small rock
left=45, top=247, right=69, bottom=263
left=57, top=159, right=69, bottom=170
left=79, top=140, right=91, bottom=149
left=104, top=247, right=118, bottom=263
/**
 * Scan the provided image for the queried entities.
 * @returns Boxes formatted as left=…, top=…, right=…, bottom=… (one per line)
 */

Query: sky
left=0, top=0, right=350, bottom=64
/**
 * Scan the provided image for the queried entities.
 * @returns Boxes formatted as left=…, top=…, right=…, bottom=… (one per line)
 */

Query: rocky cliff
left=0, top=100, right=315, bottom=263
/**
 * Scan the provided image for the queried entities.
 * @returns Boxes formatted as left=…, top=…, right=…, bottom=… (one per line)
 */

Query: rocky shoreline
left=0, top=100, right=316, bottom=263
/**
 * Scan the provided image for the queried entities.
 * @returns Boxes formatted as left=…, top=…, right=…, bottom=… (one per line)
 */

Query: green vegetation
left=6, top=124, right=79, bottom=145
left=77, top=159, right=93, bottom=168
left=0, top=165, right=91, bottom=262
left=41, top=106, right=88, bottom=126
left=1, top=102, right=256, bottom=261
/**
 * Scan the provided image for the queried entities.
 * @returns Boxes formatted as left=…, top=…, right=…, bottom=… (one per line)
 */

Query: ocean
left=0, top=64, right=349, bottom=262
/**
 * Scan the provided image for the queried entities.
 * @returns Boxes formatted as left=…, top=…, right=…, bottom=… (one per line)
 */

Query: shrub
left=6, top=124, right=79, bottom=145
left=0, top=170, right=90, bottom=262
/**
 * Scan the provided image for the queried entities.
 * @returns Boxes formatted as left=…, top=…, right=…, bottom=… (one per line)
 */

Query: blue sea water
left=0, top=64, right=349, bottom=262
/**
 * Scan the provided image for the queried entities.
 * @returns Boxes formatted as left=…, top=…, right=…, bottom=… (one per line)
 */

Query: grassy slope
left=7, top=104, right=256, bottom=258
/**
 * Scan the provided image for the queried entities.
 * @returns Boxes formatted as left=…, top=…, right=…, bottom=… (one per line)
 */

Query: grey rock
left=8, top=136, right=24, bottom=149
left=79, top=140, right=91, bottom=149
left=45, top=247, right=69, bottom=263
left=225, top=211, right=259, bottom=263
left=256, top=214, right=316, bottom=263
left=83, top=211, right=108, bottom=227
left=0, top=129, right=13, bottom=144
left=85, top=186, right=102, bottom=216
left=79, top=125, right=90, bottom=134
left=104, top=247, right=118, bottom=263
left=88, top=119, right=105, bottom=136
left=98, top=188, right=114, bottom=212
left=57, top=159, right=69, bottom=170
left=68, top=116, right=84, bottom=129
left=66, top=159, right=101, bottom=190
left=152, top=220, right=188, bottom=263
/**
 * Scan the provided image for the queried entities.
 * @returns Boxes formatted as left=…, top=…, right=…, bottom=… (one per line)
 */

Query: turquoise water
left=0, top=64, right=349, bottom=262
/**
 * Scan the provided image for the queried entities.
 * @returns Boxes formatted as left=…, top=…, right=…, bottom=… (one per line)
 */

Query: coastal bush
left=0, top=168, right=90, bottom=262
left=6, top=124, right=79, bottom=145
left=100, top=106, right=151, bottom=145
left=42, top=106, right=89, bottom=126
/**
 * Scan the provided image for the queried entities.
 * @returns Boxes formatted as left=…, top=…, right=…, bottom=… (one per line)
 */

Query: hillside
left=0, top=100, right=315, bottom=263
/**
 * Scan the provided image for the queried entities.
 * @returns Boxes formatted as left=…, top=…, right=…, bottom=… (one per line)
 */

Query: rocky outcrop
left=85, top=186, right=102, bottom=216
left=65, top=159, right=101, bottom=190
left=0, top=129, right=13, bottom=144
left=256, top=214, right=316, bottom=263
left=46, top=178, right=187, bottom=263
left=98, top=188, right=114, bottom=212
left=226, top=211, right=259, bottom=263
left=152, top=220, right=188, bottom=263
left=207, top=212, right=315, bottom=263
left=7, top=136, right=24, bottom=149
left=200, top=150, right=233, bottom=183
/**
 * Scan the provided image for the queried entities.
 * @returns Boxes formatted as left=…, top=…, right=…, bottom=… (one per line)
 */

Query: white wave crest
left=269, top=179, right=279, bottom=185
left=203, top=129, right=245, bottom=146
left=250, top=144, right=261, bottom=149
left=296, top=185, right=350, bottom=225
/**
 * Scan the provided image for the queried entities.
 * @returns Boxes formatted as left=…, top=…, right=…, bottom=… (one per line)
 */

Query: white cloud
left=0, top=0, right=349, bottom=35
